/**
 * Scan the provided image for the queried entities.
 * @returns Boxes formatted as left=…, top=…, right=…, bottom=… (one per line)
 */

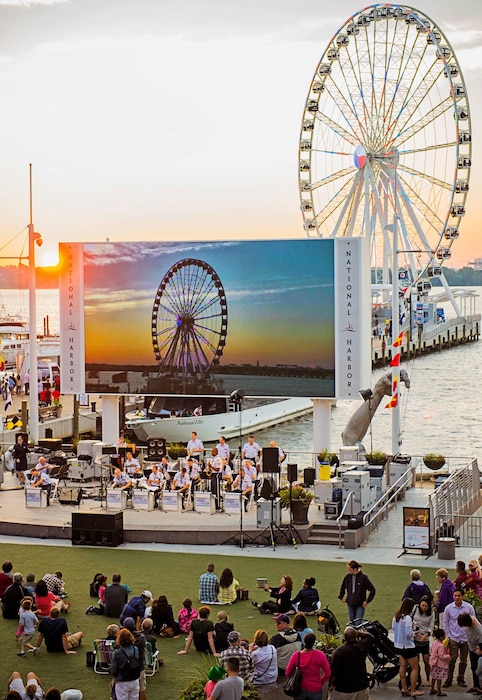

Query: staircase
left=308, top=520, right=348, bottom=546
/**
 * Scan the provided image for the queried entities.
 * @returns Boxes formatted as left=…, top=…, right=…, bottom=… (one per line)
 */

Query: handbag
left=159, top=624, right=174, bottom=637
left=284, top=651, right=302, bottom=697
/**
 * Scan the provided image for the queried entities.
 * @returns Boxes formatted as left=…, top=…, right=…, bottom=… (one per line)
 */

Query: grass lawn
left=0, top=542, right=441, bottom=698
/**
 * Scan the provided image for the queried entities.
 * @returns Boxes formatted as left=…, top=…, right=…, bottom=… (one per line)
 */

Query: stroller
left=317, top=605, right=341, bottom=635
left=352, top=618, right=400, bottom=688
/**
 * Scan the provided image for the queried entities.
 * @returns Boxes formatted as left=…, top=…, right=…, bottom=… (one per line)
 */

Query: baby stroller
left=317, top=605, right=340, bottom=635
left=352, top=618, right=400, bottom=688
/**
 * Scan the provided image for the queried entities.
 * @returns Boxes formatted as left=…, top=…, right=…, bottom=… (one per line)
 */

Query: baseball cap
left=274, top=614, right=290, bottom=623
left=142, top=590, right=152, bottom=599
left=228, top=630, right=240, bottom=643
left=122, top=617, right=136, bottom=630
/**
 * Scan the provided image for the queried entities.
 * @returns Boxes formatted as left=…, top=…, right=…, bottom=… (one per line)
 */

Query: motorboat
left=0, top=310, right=60, bottom=370
left=125, top=396, right=313, bottom=443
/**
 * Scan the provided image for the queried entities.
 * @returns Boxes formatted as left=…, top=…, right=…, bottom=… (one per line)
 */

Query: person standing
left=242, top=435, right=260, bottom=464
left=208, top=447, right=224, bottom=511
left=392, top=597, right=423, bottom=697
left=12, top=435, right=29, bottom=485
left=435, top=568, right=455, bottom=629
left=338, top=561, right=376, bottom=622
left=401, top=569, right=433, bottom=605
left=187, top=431, right=204, bottom=461
left=429, top=628, right=451, bottom=697
left=109, top=628, right=141, bottom=700
left=328, top=626, right=373, bottom=700
left=441, top=587, right=474, bottom=688
left=286, top=632, right=330, bottom=699
left=456, top=613, right=482, bottom=694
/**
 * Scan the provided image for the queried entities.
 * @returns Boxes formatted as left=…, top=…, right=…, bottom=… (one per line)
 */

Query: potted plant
left=423, top=453, right=446, bottom=470
left=317, top=448, right=338, bottom=466
left=364, top=450, right=387, bottom=466
left=278, top=484, right=315, bottom=524
left=168, top=443, right=188, bottom=460
left=315, top=633, right=344, bottom=662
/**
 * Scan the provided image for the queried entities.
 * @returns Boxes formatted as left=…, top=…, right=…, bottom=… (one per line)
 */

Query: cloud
left=0, top=0, right=69, bottom=5
left=83, top=241, right=240, bottom=266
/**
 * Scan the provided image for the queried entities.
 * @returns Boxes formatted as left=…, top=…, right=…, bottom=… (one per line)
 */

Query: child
left=214, top=610, right=234, bottom=652
left=17, top=598, right=38, bottom=656
left=178, top=598, right=198, bottom=635
left=429, top=627, right=451, bottom=696
left=204, top=665, right=226, bottom=698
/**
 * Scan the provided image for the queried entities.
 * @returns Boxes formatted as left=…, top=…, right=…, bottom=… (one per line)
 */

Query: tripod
left=90, top=457, right=110, bottom=510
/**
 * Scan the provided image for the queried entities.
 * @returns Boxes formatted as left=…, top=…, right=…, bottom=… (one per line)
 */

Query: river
left=1, top=287, right=480, bottom=459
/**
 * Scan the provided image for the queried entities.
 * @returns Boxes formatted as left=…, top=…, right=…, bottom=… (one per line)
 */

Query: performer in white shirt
left=111, top=468, right=132, bottom=490
left=30, top=468, right=54, bottom=506
left=242, top=435, right=261, bottom=464
left=232, top=468, right=253, bottom=512
left=216, top=436, right=231, bottom=462
left=187, top=431, right=204, bottom=461
left=207, top=447, right=223, bottom=510
left=173, top=467, right=191, bottom=509
left=124, top=451, right=142, bottom=476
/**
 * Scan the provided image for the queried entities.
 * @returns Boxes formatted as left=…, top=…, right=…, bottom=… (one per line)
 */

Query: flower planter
left=291, top=499, right=310, bottom=524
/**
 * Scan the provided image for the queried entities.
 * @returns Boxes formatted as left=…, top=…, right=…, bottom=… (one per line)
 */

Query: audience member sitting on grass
left=290, top=577, right=320, bottom=614
left=45, top=690, right=83, bottom=700
left=199, top=563, right=219, bottom=604
left=177, top=605, right=218, bottom=656
left=25, top=573, right=36, bottom=597
left=42, top=572, right=66, bottom=597
left=141, top=618, right=158, bottom=652
left=105, top=623, right=120, bottom=640
left=120, top=590, right=152, bottom=629
left=34, top=579, right=70, bottom=617
left=220, top=630, right=254, bottom=679
left=85, top=574, right=107, bottom=615
left=2, top=572, right=29, bottom=619
left=150, top=594, right=179, bottom=636
left=34, top=607, right=83, bottom=654
left=0, top=559, right=14, bottom=598
left=217, top=568, right=240, bottom=605
left=214, top=610, right=234, bottom=652
left=7, top=671, right=43, bottom=700
left=178, top=598, right=198, bottom=634
left=104, top=573, right=128, bottom=618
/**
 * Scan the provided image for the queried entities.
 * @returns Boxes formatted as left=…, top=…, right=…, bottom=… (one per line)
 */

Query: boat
left=0, top=309, right=61, bottom=371
left=125, top=396, right=313, bottom=443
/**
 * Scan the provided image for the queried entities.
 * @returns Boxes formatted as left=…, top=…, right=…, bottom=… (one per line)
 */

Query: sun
left=37, top=247, right=59, bottom=268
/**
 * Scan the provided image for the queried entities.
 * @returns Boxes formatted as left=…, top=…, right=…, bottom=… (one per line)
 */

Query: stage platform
left=0, top=473, right=311, bottom=547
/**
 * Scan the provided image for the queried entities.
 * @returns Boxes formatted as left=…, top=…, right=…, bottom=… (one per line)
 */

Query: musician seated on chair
left=35, top=456, right=50, bottom=473
left=29, top=468, right=54, bottom=506
left=110, top=468, right=132, bottom=491
left=187, top=457, right=201, bottom=491
left=244, top=460, right=260, bottom=501
left=159, top=457, right=173, bottom=489
left=232, top=468, right=253, bottom=512
left=124, top=451, right=142, bottom=477
left=173, top=467, right=191, bottom=509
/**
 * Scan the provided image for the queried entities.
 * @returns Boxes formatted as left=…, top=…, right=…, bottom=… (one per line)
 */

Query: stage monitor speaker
left=262, top=447, right=280, bottom=474
left=287, top=463, right=298, bottom=482
left=303, top=467, right=315, bottom=486
left=147, top=438, right=167, bottom=461
left=59, top=487, right=83, bottom=505
left=72, top=512, right=123, bottom=547
left=260, top=479, right=275, bottom=501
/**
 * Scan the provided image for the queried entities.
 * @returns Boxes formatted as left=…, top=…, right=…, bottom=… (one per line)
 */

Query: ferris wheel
left=151, top=258, right=228, bottom=382
left=299, top=4, right=471, bottom=291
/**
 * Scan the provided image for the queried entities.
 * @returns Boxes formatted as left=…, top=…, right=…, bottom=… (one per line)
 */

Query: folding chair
left=48, top=478, right=60, bottom=504
left=144, top=641, right=161, bottom=676
left=93, top=639, right=116, bottom=674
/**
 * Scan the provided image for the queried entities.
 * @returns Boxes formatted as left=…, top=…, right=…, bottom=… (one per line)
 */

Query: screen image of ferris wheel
left=73, top=238, right=367, bottom=398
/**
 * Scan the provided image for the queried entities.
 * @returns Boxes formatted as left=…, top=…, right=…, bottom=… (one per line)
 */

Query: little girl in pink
left=429, top=628, right=451, bottom=696
left=178, top=598, right=198, bottom=635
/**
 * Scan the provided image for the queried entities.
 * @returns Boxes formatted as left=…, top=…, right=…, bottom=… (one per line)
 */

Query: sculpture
left=341, top=369, right=410, bottom=447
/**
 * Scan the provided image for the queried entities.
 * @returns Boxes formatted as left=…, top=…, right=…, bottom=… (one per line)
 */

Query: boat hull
left=126, top=397, right=313, bottom=443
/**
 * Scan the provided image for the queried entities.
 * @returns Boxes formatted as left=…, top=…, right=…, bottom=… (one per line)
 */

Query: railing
left=432, top=513, right=482, bottom=548
left=361, top=469, right=414, bottom=541
left=430, top=459, right=480, bottom=547
left=337, top=491, right=355, bottom=547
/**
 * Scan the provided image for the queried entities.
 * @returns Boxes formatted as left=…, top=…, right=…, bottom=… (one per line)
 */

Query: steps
left=308, top=520, right=348, bottom=546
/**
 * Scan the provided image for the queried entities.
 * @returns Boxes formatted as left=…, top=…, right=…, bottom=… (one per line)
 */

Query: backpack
left=120, top=647, right=141, bottom=681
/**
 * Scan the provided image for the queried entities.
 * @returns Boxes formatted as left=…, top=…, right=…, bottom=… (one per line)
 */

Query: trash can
left=318, top=464, right=330, bottom=480
left=438, top=537, right=456, bottom=560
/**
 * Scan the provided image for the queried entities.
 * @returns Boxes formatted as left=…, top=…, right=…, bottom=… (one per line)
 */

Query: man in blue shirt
left=199, top=564, right=219, bottom=604
left=120, top=590, right=152, bottom=628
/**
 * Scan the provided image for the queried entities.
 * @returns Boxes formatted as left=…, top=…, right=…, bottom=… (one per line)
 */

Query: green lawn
left=0, top=543, right=439, bottom=698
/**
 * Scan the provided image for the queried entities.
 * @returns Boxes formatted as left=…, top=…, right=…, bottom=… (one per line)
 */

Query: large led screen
left=59, top=238, right=370, bottom=398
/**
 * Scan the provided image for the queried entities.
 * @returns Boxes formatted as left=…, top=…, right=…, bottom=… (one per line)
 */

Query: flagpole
left=392, top=154, right=401, bottom=455
left=28, top=164, right=39, bottom=443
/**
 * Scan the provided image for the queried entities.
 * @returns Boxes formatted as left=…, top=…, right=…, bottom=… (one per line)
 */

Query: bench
left=39, top=405, right=62, bottom=422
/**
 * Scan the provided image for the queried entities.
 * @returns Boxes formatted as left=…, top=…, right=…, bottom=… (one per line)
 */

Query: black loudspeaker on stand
left=59, top=488, right=83, bottom=506
left=262, top=447, right=280, bottom=474
left=71, top=512, right=124, bottom=547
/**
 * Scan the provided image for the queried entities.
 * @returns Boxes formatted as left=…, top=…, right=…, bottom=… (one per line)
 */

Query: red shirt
left=285, top=649, right=330, bottom=693
left=34, top=591, right=60, bottom=616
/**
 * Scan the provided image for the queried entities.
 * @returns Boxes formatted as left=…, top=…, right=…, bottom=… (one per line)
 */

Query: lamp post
left=28, top=165, right=42, bottom=443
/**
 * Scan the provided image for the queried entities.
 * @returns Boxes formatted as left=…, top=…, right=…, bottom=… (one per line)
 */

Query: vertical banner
left=59, top=243, right=85, bottom=393
left=334, top=238, right=371, bottom=399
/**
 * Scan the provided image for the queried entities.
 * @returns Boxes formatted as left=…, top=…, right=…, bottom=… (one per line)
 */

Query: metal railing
left=432, top=513, right=482, bottom=548
left=361, top=469, right=415, bottom=542
left=336, top=491, right=355, bottom=547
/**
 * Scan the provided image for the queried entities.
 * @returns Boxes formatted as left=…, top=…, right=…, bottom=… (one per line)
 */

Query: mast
left=28, top=164, right=39, bottom=442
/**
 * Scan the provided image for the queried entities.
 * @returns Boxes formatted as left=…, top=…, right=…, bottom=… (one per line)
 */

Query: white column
left=101, top=395, right=120, bottom=444
left=312, top=398, right=333, bottom=452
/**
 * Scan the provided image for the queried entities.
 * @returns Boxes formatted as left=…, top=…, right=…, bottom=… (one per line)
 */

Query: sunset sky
left=82, top=239, right=335, bottom=367
left=0, top=0, right=481, bottom=269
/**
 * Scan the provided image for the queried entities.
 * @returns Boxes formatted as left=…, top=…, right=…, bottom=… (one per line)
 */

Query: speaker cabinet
left=262, top=447, right=280, bottom=474
left=59, top=487, right=83, bottom=505
left=303, top=468, right=315, bottom=486
left=72, top=512, right=123, bottom=547
left=147, top=438, right=167, bottom=461
left=287, top=463, right=298, bottom=482
left=38, top=438, right=62, bottom=451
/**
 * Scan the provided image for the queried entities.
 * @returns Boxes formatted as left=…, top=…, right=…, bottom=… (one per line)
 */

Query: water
left=1, top=287, right=480, bottom=459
